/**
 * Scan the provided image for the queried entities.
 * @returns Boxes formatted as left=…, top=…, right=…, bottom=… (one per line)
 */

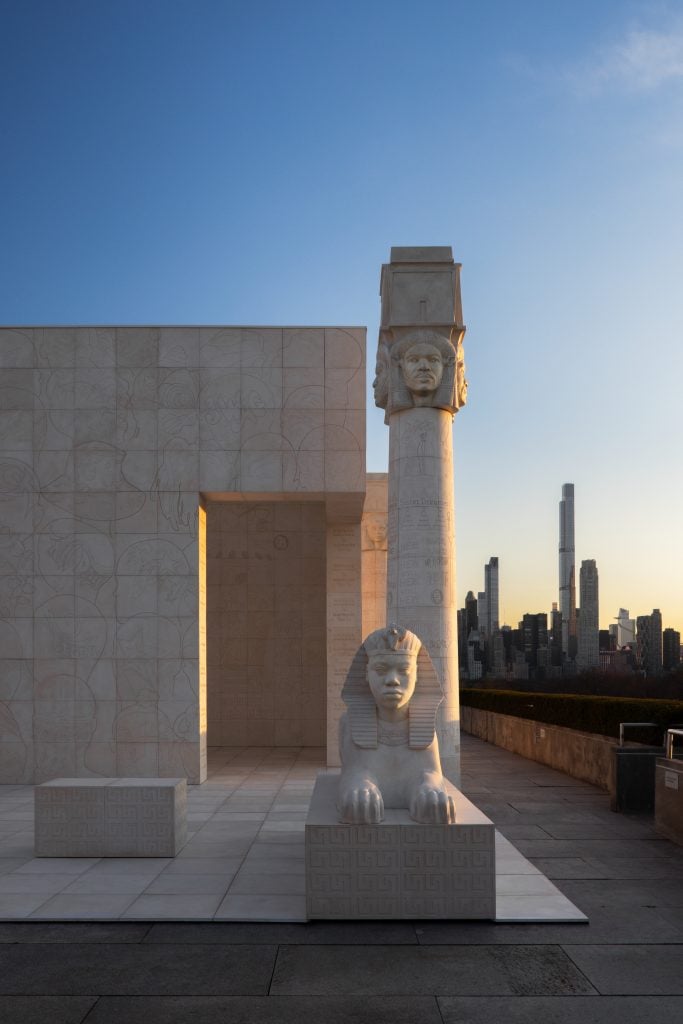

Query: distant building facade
left=484, top=557, right=499, bottom=635
left=559, top=483, right=576, bottom=660
left=578, top=559, right=599, bottom=670
left=637, top=609, right=663, bottom=676
left=616, top=608, right=636, bottom=648
left=663, top=628, right=681, bottom=671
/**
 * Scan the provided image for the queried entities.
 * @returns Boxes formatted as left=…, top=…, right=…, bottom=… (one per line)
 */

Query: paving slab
left=0, top=922, right=150, bottom=943
left=415, top=904, right=681, bottom=944
left=0, top=942, right=277, bottom=995
left=269, top=944, right=596, bottom=995
left=564, top=945, right=683, bottom=994
left=83, top=995, right=442, bottom=1024
left=0, top=995, right=97, bottom=1024
left=144, top=920, right=419, bottom=944
left=438, top=995, right=683, bottom=1023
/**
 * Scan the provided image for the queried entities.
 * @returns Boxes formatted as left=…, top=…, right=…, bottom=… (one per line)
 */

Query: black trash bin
left=610, top=746, right=665, bottom=813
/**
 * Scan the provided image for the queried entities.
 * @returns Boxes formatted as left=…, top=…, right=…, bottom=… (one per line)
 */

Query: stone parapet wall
left=461, top=705, right=616, bottom=791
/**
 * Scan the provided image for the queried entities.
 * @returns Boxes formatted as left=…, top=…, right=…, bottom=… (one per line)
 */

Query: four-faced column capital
left=373, top=327, right=467, bottom=419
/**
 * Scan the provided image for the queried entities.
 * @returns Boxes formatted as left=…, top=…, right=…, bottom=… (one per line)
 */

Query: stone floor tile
left=61, top=873, right=160, bottom=895
left=529, top=858, right=609, bottom=879
left=652, top=907, right=683, bottom=935
left=229, top=871, right=305, bottom=895
left=270, top=945, right=596, bottom=995
left=0, top=995, right=98, bottom=1023
left=556, top=878, right=683, bottom=910
left=30, top=894, right=137, bottom=919
left=0, top=942, right=277, bottom=994
left=15, top=858, right=99, bottom=875
left=496, top=873, right=564, bottom=895
left=215, top=893, right=306, bottom=922
left=417, top=906, right=680, bottom=945
left=495, top=893, right=588, bottom=923
left=83, top=994, right=442, bottom=1023
left=0, top=857, right=31, bottom=875
left=0, top=893, right=55, bottom=918
left=564, top=945, right=683, bottom=994
left=121, top=894, right=224, bottom=919
left=144, top=872, right=235, bottom=895
left=0, top=874, right=75, bottom=894
left=157, top=857, right=245, bottom=877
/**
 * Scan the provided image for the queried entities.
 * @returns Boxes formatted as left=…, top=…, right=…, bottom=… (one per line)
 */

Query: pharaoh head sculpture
left=386, top=330, right=458, bottom=415
left=341, top=624, right=443, bottom=749
left=362, top=513, right=388, bottom=551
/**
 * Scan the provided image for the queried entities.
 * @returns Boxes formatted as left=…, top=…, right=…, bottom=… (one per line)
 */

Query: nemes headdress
left=341, top=624, right=443, bottom=749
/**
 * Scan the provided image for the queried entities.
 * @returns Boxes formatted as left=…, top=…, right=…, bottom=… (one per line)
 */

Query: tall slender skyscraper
left=485, top=557, right=499, bottom=634
left=578, top=559, right=599, bottom=670
left=477, top=591, right=488, bottom=636
left=477, top=557, right=499, bottom=638
left=559, top=483, right=576, bottom=659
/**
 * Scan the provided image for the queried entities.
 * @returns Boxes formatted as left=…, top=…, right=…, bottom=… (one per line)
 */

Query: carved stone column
left=375, top=247, right=467, bottom=783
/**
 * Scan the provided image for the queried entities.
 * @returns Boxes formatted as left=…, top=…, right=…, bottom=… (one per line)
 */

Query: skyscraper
left=477, top=591, right=488, bottom=636
left=663, top=628, right=681, bottom=671
left=550, top=602, right=563, bottom=667
left=484, top=557, right=499, bottom=634
left=465, top=591, right=478, bottom=635
left=559, top=483, right=576, bottom=659
left=616, top=608, right=636, bottom=648
left=578, top=559, right=599, bottom=670
left=476, top=557, right=499, bottom=638
left=636, top=609, right=663, bottom=676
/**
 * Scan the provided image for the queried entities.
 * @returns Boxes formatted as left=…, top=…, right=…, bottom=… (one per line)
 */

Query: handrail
left=618, top=721, right=658, bottom=746
left=665, top=729, right=683, bottom=760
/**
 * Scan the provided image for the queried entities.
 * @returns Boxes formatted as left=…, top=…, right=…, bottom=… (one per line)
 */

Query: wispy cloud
left=569, top=20, right=683, bottom=95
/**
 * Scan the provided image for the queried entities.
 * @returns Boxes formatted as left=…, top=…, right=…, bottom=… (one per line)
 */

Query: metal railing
left=665, top=729, right=683, bottom=760
left=618, top=722, right=658, bottom=746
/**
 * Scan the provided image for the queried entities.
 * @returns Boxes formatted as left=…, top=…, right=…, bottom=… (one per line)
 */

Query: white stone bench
left=306, top=773, right=496, bottom=919
left=35, top=778, right=187, bottom=857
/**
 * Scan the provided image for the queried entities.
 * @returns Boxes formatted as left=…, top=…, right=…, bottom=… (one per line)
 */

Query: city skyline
left=458, top=479, right=681, bottom=636
left=1, top=2, right=680, bottom=634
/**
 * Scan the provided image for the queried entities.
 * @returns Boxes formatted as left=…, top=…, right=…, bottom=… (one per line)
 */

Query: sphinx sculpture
left=337, top=624, right=456, bottom=825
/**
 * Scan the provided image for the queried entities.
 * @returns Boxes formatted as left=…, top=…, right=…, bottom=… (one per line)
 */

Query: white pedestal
left=35, top=777, right=187, bottom=857
left=305, top=773, right=495, bottom=919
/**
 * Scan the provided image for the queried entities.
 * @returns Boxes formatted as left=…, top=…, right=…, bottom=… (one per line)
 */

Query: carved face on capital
left=366, top=651, right=417, bottom=713
left=455, top=341, right=468, bottom=407
left=400, top=343, right=444, bottom=397
left=372, top=345, right=390, bottom=408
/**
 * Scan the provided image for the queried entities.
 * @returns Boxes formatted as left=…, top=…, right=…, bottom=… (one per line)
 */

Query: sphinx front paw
left=410, top=784, right=456, bottom=824
left=338, top=781, right=384, bottom=824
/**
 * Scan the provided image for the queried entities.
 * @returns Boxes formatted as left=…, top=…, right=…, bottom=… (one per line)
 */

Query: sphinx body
left=337, top=625, right=456, bottom=825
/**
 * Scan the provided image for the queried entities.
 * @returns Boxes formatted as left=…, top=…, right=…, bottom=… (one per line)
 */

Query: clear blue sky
left=1, top=0, right=681, bottom=633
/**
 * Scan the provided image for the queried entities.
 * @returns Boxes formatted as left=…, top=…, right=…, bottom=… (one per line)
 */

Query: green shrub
left=460, top=688, right=683, bottom=741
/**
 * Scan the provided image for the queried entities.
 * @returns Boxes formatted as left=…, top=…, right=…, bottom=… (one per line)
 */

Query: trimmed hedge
left=460, top=688, right=683, bottom=741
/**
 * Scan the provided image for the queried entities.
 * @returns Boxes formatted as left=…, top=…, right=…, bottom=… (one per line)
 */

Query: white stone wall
left=0, top=325, right=365, bottom=784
